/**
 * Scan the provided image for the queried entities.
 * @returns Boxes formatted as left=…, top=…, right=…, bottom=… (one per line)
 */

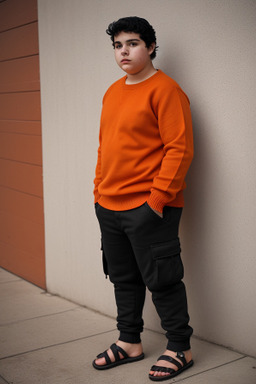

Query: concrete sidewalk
left=0, top=268, right=255, bottom=384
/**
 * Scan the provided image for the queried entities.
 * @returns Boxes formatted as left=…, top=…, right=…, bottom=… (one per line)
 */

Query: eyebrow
left=114, top=38, right=141, bottom=45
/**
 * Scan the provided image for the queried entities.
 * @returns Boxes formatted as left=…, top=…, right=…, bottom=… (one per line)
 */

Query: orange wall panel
left=0, top=186, right=44, bottom=225
left=0, top=56, right=40, bottom=93
left=0, top=91, right=41, bottom=121
left=0, top=22, right=39, bottom=61
left=0, top=242, right=45, bottom=288
left=0, top=0, right=38, bottom=32
left=0, top=212, right=44, bottom=256
left=0, top=159, right=43, bottom=198
left=0, top=0, right=45, bottom=289
left=0, top=133, right=42, bottom=165
left=0, top=120, right=41, bottom=135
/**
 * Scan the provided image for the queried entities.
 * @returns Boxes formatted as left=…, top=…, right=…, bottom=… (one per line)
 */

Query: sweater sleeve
left=147, top=87, right=194, bottom=212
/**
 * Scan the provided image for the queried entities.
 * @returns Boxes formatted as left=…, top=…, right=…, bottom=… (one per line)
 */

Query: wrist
left=147, top=192, right=166, bottom=213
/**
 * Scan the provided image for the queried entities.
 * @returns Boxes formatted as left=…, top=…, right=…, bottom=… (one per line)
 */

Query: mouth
left=121, top=59, right=131, bottom=63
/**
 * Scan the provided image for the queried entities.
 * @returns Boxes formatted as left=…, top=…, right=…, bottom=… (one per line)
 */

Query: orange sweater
left=94, top=70, right=193, bottom=212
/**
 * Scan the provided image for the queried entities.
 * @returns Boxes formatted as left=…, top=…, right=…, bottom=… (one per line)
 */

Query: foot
left=94, top=340, right=143, bottom=367
left=149, top=349, right=192, bottom=379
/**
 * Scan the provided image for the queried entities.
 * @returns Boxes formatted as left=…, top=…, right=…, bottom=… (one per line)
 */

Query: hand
left=151, top=207, right=163, bottom=218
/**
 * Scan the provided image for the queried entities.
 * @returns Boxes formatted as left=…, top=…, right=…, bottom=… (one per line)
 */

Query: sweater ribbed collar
left=122, top=69, right=162, bottom=89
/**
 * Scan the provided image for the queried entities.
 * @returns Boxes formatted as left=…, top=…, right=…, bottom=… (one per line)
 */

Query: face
left=113, top=31, right=155, bottom=75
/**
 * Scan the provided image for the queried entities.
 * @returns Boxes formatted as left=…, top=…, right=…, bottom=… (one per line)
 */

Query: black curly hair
left=106, top=16, right=158, bottom=60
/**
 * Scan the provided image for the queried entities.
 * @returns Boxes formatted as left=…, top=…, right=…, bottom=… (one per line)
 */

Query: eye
left=114, top=43, right=122, bottom=49
left=130, top=42, right=138, bottom=47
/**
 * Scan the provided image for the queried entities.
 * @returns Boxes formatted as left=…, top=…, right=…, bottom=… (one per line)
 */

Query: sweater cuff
left=147, top=190, right=170, bottom=213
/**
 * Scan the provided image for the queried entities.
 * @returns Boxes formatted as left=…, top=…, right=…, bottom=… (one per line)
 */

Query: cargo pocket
left=150, top=238, right=184, bottom=289
left=101, top=239, right=108, bottom=279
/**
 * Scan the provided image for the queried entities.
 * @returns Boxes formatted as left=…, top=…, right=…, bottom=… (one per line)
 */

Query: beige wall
left=38, top=0, right=256, bottom=356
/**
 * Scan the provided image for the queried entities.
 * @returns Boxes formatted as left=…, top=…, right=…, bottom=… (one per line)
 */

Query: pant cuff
left=119, top=331, right=141, bottom=344
left=167, top=339, right=191, bottom=352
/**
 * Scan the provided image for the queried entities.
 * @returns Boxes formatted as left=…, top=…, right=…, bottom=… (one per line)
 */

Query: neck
left=125, top=63, right=157, bottom=85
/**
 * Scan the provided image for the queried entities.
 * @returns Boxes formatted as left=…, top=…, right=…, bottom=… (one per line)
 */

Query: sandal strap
left=96, top=343, right=128, bottom=365
left=150, top=365, right=175, bottom=374
left=110, top=343, right=120, bottom=362
left=96, top=343, right=130, bottom=366
left=111, top=343, right=129, bottom=359
left=97, top=350, right=111, bottom=365
left=176, top=351, right=187, bottom=366
left=110, top=343, right=129, bottom=361
left=157, top=354, right=182, bottom=370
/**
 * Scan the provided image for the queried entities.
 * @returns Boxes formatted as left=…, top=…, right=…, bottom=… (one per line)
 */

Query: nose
left=121, top=44, right=129, bottom=55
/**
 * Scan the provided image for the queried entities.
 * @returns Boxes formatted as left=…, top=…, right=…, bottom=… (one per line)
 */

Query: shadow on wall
left=143, top=82, right=211, bottom=335
left=181, top=104, right=223, bottom=340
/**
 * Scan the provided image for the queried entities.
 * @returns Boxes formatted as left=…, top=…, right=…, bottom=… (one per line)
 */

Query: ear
left=147, top=42, right=156, bottom=56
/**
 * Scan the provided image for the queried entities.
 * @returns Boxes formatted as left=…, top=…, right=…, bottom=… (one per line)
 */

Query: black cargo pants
left=95, top=202, right=193, bottom=351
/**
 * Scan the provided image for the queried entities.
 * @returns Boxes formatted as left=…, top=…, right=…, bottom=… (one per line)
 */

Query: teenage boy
left=92, top=17, right=194, bottom=381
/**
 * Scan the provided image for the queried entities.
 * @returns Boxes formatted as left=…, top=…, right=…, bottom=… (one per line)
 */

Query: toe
left=94, top=356, right=106, bottom=366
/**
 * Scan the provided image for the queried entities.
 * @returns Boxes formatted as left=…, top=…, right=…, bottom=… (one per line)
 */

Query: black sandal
left=149, top=352, right=194, bottom=381
left=92, top=343, right=144, bottom=370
